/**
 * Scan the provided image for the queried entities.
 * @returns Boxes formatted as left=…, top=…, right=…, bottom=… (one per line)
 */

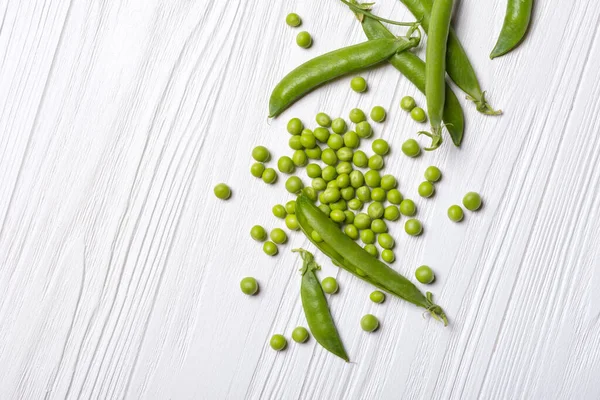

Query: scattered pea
left=381, top=249, right=395, bottom=263
left=252, top=146, right=270, bottom=162
left=404, top=219, right=423, bottom=236
left=410, top=107, right=427, bottom=122
left=368, top=202, right=384, bottom=219
left=285, top=200, right=296, bottom=214
left=305, top=145, right=322, bottom=159
left=368, top=154, right=384, bottom=170
left=305, top=163, right=321, bottom=179
left=287, top=118, right=303, bottom=135
left=327, top=133, right=344, bottom=150
left=313, top=127, right=330, bottom=143
left=364, top=170, right=381, bottom=188
left=372, top=138, right=390, bottom=155
left=240, top=277, right=259, bottom=295
left=317, top=204, right=330, bottom=216
left=316, top=112, right=331, bottom=127
left=463, top=191, right=482, bottom=211
left=349, top=108, right=366, bottom=124
left=285, top=176, right=303, bottom=194
left=384, top=205, right=400, bottom=221
left=337, top=147, right=353, bottom=162
left=330, top=199, right=347, bottom=211
left=401, top=139, right=421, bottom=157
left=360, top=229, right=375, bottom=244
left=270, top=228, right=287, bottom=244
left=250, top=225, right=267, bottom=241
left=321, top=277, right=339, bottom=294
left=348, top=198, right=363, bottom=210
left=292, top=149, right=308, bottom=167
left=263, top=241, right=278, bottom=256
left=360, top=314, right=379, bottom=332
left=331, top=118, right=347, bottom=134
left=354, top=213, right=372, bottom=230
left=303, top=186, right=317, bottom=201
left=378, top=233, right=395, bottom=249
left=214, top=183, right=231, bottom=200
left=336, top=161, right=352, bottom=175
left=285, top=214, right=299, bottom=230
left=371, top=187, right=386, bottom=202
left=364, top=244, right=378, bottom=258
left=270, top=334, right=287, bottom=350
left=355, top=121, right=372, bottom=138
left=344, top=210, right=355, bottom=224
left=321, top=148, right=338, bottom=166
left=330, top=209, right=346, bottom=223
left=352, top=150, right=368, bottom=168
left=350, top=76, right=367, bottom=92
left=289, top=135, right=303, bottom=150
left=285, top=13, right=302, bottom=27
left=344, top=224, right=359, bottom=240
left=370, top=106, right=386, bottom=122
left=447, top=205, right=464, bottom=222
left=273, top=204, right=287, bottom=219
left=278, top=156, right=295, bottom=174
left=418, top=181, right=435, bottom=198
left=321, top=165, right=337, bottom=182
left=399, top=199, right=416, bottom=216
left=349, top=170, right=364, bottom=188
left=370, top=290, right=385, bottom=303
left=387, top=188, right=403, bottom=204
left=312, top=177, right=327, bottom=191
left=371, top=218, right=387, bottom=233
left=250, top=162, right=265, bottom=178
left=400, top=96, right=416, bottom=111
left=336, top=173, right=350, bottom=188
left=292, top=326, right=309, bottom=343
left=296, top=31, right=312, bottom=48
left=415, top=265, right=434, bottom=284
left=300, top=132, right=316, bottom=149
left=424, top=166, right=442, bottom=182
left=356, top=186, right=371, bottom=202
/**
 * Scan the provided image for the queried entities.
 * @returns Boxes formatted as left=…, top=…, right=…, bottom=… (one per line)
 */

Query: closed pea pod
left=490, top=0, right=534, bottom=59
left=294, top=249, right=349, bottom=361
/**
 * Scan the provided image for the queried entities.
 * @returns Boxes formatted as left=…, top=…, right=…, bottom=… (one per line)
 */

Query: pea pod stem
left=490, top=0, right=534, bottom=59
left=295, top=195, right=448, bottom=325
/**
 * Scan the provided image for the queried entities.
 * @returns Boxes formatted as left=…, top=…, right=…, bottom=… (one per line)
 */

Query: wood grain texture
left=1, top=0, right=599, bottom=399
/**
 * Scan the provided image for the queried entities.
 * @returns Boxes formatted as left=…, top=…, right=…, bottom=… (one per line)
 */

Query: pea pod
left=269, top=36, right=419, bottom=118
left=295, top=194, right=448, bottom=325
left=293, top=249, right=349, bottom=361
left=490, top=0, right=534, bottom=59
left=398, top=0, right=501, bottom=115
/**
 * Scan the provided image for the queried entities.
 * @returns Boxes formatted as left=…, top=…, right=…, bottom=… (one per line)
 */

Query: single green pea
left=330, top=199, right=347, bottom=211
left=336, top=161, right=353, bottom=175
left=371, top=187, right=386, bottom=202
left=292, top=326, right=309, bottom=343
left=399, top=199, right=416, bottom=216
left=286, top=12, right=302, bottom=27
left=336, top=173, right=350, bottom=188
left=252, top=146, right=270, bottom=162
left=321, top=165, right=337, bottom=182
left=463, top=191, right=483, bottom=211
left=401, top=139, right=421, bottom=157
left=411, top=107, right=427, bottom=122
left=361, top=314, right=379, bottom=332
left=326, top=179, right=338, bottom=188
left=214, top=183, right=231, bottom=200
left=355, top=121, right=372, bottom=138
left=368, top=154, right=384, bottom=170
left=270, top=228, right=287, bottom=244
left=371, top=218, right=387, bottom=233
left=317, top=204, right=330, bottom=216
left=369, top=290, right=385, bottom=303
left=330, top=209, right=346, bottom=223
left=321, top=277, right=339, bottom=294
left=289, top=135, right=303, bottom=150
left=287, top=118, right=303, bottom=135
left=360, top=228, right=375, bottom=244
left=327, top=133, right=344, bottom=150
left=415, top=265, right=434, bottom=284
left=285, top=176, right=304, bottom=194
left=285, top=200, right=296, bottom=214
left=305, top=145, right=322, bottom=160
left=250, top=162, right=265, bottom=178
left=343, top=131, right=360, bottom=148
left=336, top=147, right=353, bottom=162
left=356, top=186, right=371, bottom=202
left=352, top=150, right=368, bottom=168
left=364, top=244, right=378, bottom=258
left=250, top=225, right=267, bottom=241
left=263, top=241, right=278, bottom=256
left=277, top=156, right=295, bottom=174
left=344, top=210, right=355, bottom=224
left=348, top=198, right=363, bottom=210
left=321, top=148, right=338, bottom=166
left=386, top=188, right=403, bottom=204
left=285, top=214, right=299, bottom=230
left=364, top=170, right=381, bottom=188
left=303, top=187, right=317, bottom=201
left=378, top=233, right=395, bottom=249
left=404, top=218, right=423, bottom=236
left=370, top=106, right=386, bottom=122
left=349, top=170, right=364, bottom=188
left=381, top=249, right=395, bottom=263
left=240, top=277, right=259, bottom=295
left=349, top=108, right=366, bottom=123
left=418, top=181, right=435, bottom=198
left=296, top=31, right=312, bottom=48
left=322, top=187, right=341, bottom=203
left=305, top=163, right=321, bottom=179
left=380, top=175, right=397, bottom=191
left=313, top=127, right=330, bottom=143
left=448, top=205, right=464, bottom=222
left=316, top=112, right=331, bottom=127
left=312, top=177, right=327, bottom=191
left=290, top=150, right=306, bottom=167
left=331, top=118, right=347, bottom=134
left=383, top=205, right=400, bottom=221
left=344, top=224, right=359, bottom=240
left=272, top=204, right=287, bottom=219
left=354, top=213, right=372, bottom=230
left=350, top=76, right=367, bottom=92
left=300, top=132, right=316, bottom=149
left=424, top=166, right=442, bottom=182
left=270, top=334, right=287, bottom=350
left=371, top=138, right=390, bottom=155
left=400, top=96, right=416, bottom=111
left=311, top=229, right=323, bottom=242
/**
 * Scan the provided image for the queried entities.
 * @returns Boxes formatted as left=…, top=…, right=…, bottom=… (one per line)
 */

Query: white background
left=1, top=0, right=599, bottom=399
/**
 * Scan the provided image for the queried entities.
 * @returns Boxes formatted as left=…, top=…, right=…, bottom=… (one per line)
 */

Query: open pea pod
left=295, top=194, right=448, bottom=325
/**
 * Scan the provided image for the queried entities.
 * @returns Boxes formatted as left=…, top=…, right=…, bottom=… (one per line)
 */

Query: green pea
left=424, top=166, right=442, bottom=182
left=312, top=177, right=327, bottom=191
left=214, top=183, right=231, bottom=200
left=300, top=132, right=316, bottom=149
left=344, top=224, right=359, bottom=240
left=348, top=198, right=363, bottom=210
left=369, top=290, right=385, bottom=303
left=368, top=155, right=384, bottom=170
left=354, top=213, right=372, bottom=230
left=384, top=205, right=400, bottom=221
left=447, top=205, right=464, bottom=222
left=356, top=186, right=371, bottom=202
left=331, top=118, right=347, bottom=134
left=270, top=228, right=287, bottom=244
left=311, top=229, right=323, bottom=242
left=404, top=219, right=422, bottom=236
left=305, top=145, right=322, bottom=160
left=364, top=170, right=381, bottom=188
left=371, top=187, right=386, bottom=202
left=263, top=241, right=278, bottom=256
left=415, top=265, right=434, bottom=284
left=302, top=163, right=319, bottom=179
left=378, top=233, right=394, bottom=249
left=317, top=204, right=330, bottom=216
left=360, top=314, right=379, bottom=332
left=278, top=156, right=295, bottom=173
left=270, top=334, right=287, bottom=350
left=287, top=118, right=303, bottom=135
left=250, top=225, right=267, bottom=242
left=381, top=249, right=395, bottom=263
left=321, top=165, right=337, bottom=182
left=321, top=148, right=338, bottom=166
left=289, top=135, right=303, bottom=150
left=321, top=187, right=339, bottom=204
left=352, top=150, right=368, bottom=168
left=371, top=218, right=387, bottom=233
left=286, top=12, right=302, bottom=27
left=303, top=187, right=317, bottom=201
left=327, top=133, right=344, bottom=150
left=240, top=277, right=259, bottom=295
left=336, top=173, right=350, bottom=188
left=272, top=204, right=287, bottom=219
left=364, top=244, right=378, bottom=258
left=380, top=175, right=397, bottom=191
left=350, top=76, right=367, bottom=92
left=386, top=188, right=403, bottom=204
left=330, top=209, right=346, bottom=223
left=401, top=139, right=421, bottom=157
left=292, top=326, right=309, bottom=343
left=296, top=31, right=312, bottom=48
left=410, top=107, right=427, bottom=122
left=336, top=161, right=353, bottom=175
left=330, top=199, right=347, bottom=211
left=285, top=200, right=296, bottom=214
left=349, top=108, right=366, bottom=123
left=285, top=214, right=300, bottom=230
left=341, top=187, right=355, bottom=201
left=355, top=121, right=372, bottom=138
left=418, top=181, right=435, bottom=198
left=316, top=112, right=331, bottom=127
left=327, top=180, right=338, bottom=191
left=285, top=176, right=304, bottom=194
left=344, top=210, right=355, bottom=224
left=360, top=228, right=375, bottom=244
left=321, top=277, right=339, bottom=294
left=336, top=147, right=353, bottom=162
left=463, top=192, right=482, bottom=211
left=349, top=170, right=364, bottom=188
left=399, top=199, right=416, bottom=216
left=371, top=138, right=389, bottom=155
left=252, top=163, right=266, bottom=180
left=313, top=127, right=330, bottom=143
left=252, top=146, right=270, bottom=162
left=343, top=131, right=360, bottom=148
left=400, top=96, right=416, bottom=111
left=370, top=106, right=386, bottom=122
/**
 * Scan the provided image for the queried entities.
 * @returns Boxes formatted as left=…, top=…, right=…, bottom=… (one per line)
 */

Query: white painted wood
left=1, top=0, right=599, bottom=398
